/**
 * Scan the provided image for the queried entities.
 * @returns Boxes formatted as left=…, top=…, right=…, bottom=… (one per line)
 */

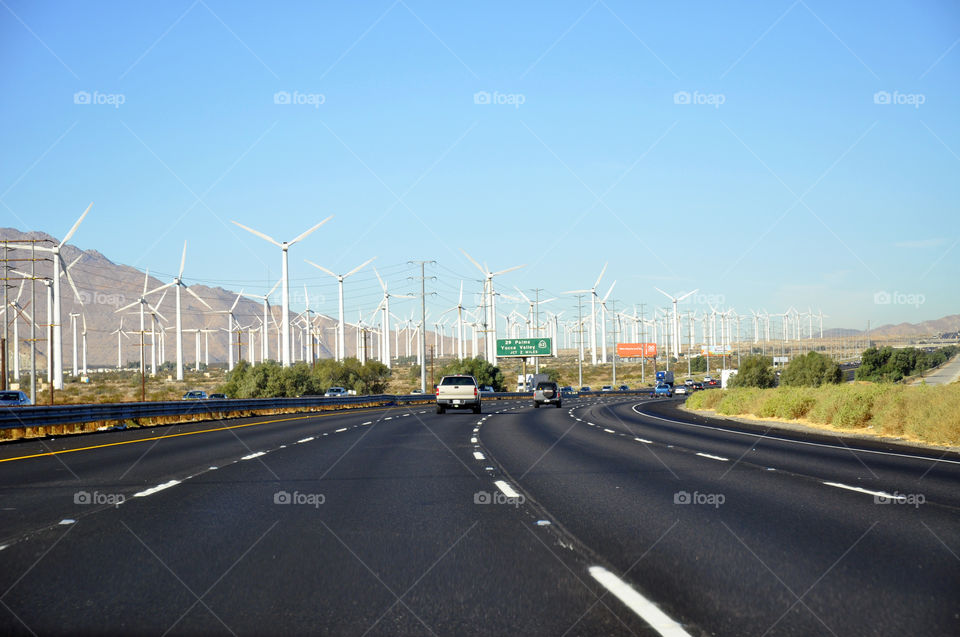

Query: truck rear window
left=440, top=376, right=475, bottom=386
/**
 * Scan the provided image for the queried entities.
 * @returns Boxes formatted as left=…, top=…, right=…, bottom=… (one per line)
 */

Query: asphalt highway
left=0, top=395, right=957, bottom=636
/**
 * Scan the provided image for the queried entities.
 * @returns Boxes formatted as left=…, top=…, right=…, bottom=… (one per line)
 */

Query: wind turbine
left=371, top=266, right=413, bottom=368
left=209, top=290, right=244, bottom=371
left=564, top=263, right=608, bottom=366
left=243, top=279, right=281, bottom=363
left=655, top=287, right=698, bottom=362
left=144, top=242, right=211, bottom=380
left=441, top=281, right=468, bottom=360
left=40, top=203, right=92, bottom=389
left=231, top=217, right=332, bottom=367
left=598, top=281, right=616, bottom=364
left=305, top=257, right=374, bottom=361
left=111, top=317, right=129, bottom=369
left=4, top=282, right=32, bottom=380
left=116, top=269, right=165, bottom=375
left=460, top=249, right=524, bottom=365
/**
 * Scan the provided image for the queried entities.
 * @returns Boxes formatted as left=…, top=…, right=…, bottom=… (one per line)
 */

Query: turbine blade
left=676, top=288, right=698, bottom=303
left=373, top=266, right=387, bottom=292
left=230, top=289, right=244, bottom=312
left=179, top=241, right=187, bottom=278
left=185, top=286, right=212, bottom=309
left=593, top=262, right=608, bottom=289
left=344, top=256, right=375, bottom=278
left=304, top=259, right=337, bottom=278
left=63, top=266, right=84, bottom=305
left=231, top=220, right=281, bottom=247
left=289, top=216, right=333, bottom=245
left=460, top=249, right=487, bottom=277
left=492, top=264, right=524, bottom=277
left=60, top=202, right=92, bottom=246
left=602, top=281, right=616, bottom=302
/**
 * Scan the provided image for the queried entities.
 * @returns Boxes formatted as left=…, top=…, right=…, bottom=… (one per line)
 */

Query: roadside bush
left=780, top=352, right=842, bottom=387
left=438, top=357, right=505, bottom=391
left=729, top=355, right=776, bottom=388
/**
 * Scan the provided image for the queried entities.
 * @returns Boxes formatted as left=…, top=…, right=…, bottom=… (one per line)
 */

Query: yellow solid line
left=0, top=412, right=341, bottom=464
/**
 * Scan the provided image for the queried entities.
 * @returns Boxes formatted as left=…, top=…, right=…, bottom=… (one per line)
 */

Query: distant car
left=705, top=379, right=720, bottom=388
left=410, top=389, right=424, bottom=394
left=182, top=390, right=207, bottom=400
left=533, top=381, right=562, bottom=408
left=617, top=385, right=629, bottom=391
left=684, top=379, right=694, bottom=386
left=580, top=386, right=592, bottom=392
left=479, top=385, right=496, bottom=395
left=207, top=393, right=227, bottom=399
left=674, top=385, right=688, bottom=395
left=324, top=386, right=348, bottom=397
left=0, top=390, right=31, bottom=406
left=560, top=386, right=575, bottom=396
left=692, top=382, right=704, bottom=391
left=654, top=383, right=674, bottom=398
left=601, top=386, right=613, bottom=392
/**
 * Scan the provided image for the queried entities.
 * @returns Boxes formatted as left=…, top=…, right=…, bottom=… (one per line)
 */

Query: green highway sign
left=496, top=338, right=552, bottom=357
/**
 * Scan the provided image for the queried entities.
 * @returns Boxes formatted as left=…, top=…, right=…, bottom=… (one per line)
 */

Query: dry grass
left=685, top=382, right=960, bottom=447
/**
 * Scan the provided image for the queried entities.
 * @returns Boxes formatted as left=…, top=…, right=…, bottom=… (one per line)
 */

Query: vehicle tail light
left=435, top=387, right=440, bottom=397
left=474, top=387, right=478, bottom=397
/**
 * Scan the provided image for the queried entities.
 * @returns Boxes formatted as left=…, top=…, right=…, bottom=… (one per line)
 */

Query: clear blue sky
left=2, top=0, right=958, bottom=330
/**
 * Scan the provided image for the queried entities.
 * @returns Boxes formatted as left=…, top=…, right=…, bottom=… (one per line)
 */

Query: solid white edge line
left=632, top=404, right=960, bottom=465
left=473, top=452, right=485, bottom=460
left=696, top=452, right=729, bottom=462
left=134, top=480, right=181, bottom=498
left=588, top=566, right=691, bottom=637
left=494, top=480, right=521, bottom=499
left=822, top=482, right=906, bottom=500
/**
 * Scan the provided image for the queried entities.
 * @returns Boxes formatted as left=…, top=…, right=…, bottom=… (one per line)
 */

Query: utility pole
left=639, top=303, right=646, bottom=383
left=409, top=261, right=436, bottom=393
left=575, top=295, right=584, bottom=388
left=530, top=287, right=544, bottom=374
left=610, top=299, right=617, bottom=386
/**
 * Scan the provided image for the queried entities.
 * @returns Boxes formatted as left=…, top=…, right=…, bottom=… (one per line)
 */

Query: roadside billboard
left=616, top=342, right=658, bottom=358
left=701, top=346, right=732, bottom=357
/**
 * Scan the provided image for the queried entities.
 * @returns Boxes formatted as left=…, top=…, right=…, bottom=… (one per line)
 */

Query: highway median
left=684, top=382, right=960, bottom=447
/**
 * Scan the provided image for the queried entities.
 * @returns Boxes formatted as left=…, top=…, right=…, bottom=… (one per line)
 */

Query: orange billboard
left=617, top=343, right=657, bottom=358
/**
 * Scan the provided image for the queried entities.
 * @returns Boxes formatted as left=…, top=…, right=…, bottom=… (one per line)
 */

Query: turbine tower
left=460, top=249, right=524, bottom=365
left=146, top=241, right=211, bottom=380
left=231, top=217, right=332, bottom=367
left=564, top=263, right=608, bottom=365
left=305, top=257, right=374, bottom=361
left=655, top=287, right=698, bottom=361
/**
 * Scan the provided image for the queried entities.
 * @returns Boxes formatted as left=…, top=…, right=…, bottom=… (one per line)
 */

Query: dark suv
left=533, top=381, right=562, bottom=408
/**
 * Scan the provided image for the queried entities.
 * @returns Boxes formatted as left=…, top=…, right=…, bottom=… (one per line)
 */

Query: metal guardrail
left=0, top=394, right=434, bottom=430
left=0, top=389, right=657, bottom=431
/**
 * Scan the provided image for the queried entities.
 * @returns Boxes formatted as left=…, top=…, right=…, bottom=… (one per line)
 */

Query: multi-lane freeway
left=1, top=395, right=957, bottom=636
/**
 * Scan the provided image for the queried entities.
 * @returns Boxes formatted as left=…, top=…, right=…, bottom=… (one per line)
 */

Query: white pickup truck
left=435, top=374, right=481, bottom=414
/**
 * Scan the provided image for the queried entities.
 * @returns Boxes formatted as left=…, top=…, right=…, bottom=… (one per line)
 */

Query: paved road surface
left=1, top=395, right=957, bottom=635
left=910, top=353, right=960, bottom=385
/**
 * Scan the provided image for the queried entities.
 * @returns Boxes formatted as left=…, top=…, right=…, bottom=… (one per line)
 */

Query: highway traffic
left=1, top=395, right=957, bottom=636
